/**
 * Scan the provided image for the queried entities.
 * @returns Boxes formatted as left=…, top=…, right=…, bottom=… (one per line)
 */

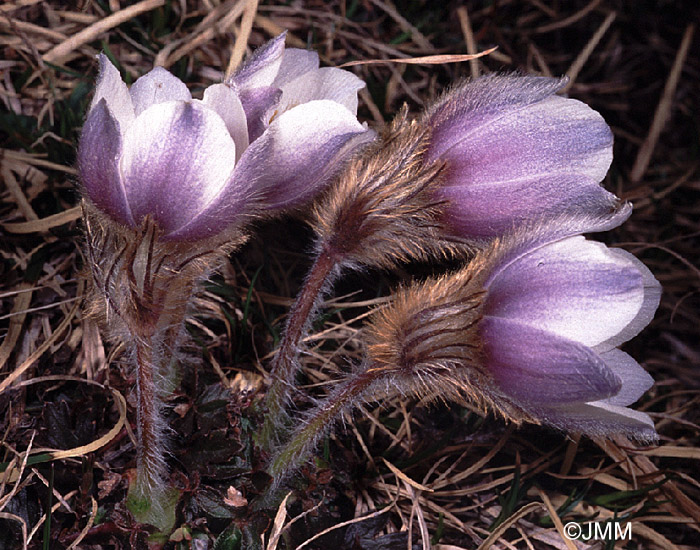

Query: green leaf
left=212, top=525, right=242, bottom=550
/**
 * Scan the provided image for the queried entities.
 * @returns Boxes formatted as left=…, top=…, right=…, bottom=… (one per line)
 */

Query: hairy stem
left=260, top=244, right=339, bottom=450
left=265, top=369, right=376, bottom=496
left=132, top=336, right=167, bottom=503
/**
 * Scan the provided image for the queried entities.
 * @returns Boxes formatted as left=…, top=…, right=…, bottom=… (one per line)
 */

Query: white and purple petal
left=232, top=100, right=375, bottom=209
left=129, top=66, right=191, bottom=116
left=231, top=32, right=287, bottom=90
left=599, top=349, right=654, bottom=406
left=480, top=316, right=621, bottom=405
left=91, top=54, right=135, bottom=130
left=536, top=401, right=656, bottom=441
left=272, top=48, right=320, bottom=88
left=201, top=84, right=249, bottom=160
left=484, top=236, right=646, bottom=347
left=595, top=248, right=662, bottom=350
left=279, top=67, right=365, bottom=115
left=425, top=74, right=568, bottom=161
left=79, top=99, right=134, bottom=227
left=439, top=178, right=626, bottom=239
left=120, top=101, right=237, bottom=236
left=425, top=74, right=622, bottom=237
left=238, top=86, right=282, bottom=142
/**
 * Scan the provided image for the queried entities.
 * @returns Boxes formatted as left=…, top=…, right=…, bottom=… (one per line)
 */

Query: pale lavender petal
left=279, top=67, right=365, bottom=115
left=238, top=86, right=282, bottom=142
left=232, top=100, right=375, bottom=209
left=231, top=32, right=286, bottom=90
left=440, top=177, right=626, bottom=239
left=480, top=316, right=621, bottom=405
left=596, top=249, right=662, bottom=350
left=78, top=99, right=134, bottom=226
left=90, top=54, right=134, bottom=130
left=120, top=101, right=237, bottom=236
left=430, top=94, right=612, bottom=183
left=272, top=48, right=320, bottom=88
left=129, top=67, right=191, bottom=116
left=426, top=74, right=619, bottom=237
left=202, top=84, right=249, bottom=160
left=485, top=237, right=645, bottom=347
left=536, top=402, right=656, bottom=441
left=425, top=74, right=567, bottom=161
left=599, top=350, right=654, bottom=406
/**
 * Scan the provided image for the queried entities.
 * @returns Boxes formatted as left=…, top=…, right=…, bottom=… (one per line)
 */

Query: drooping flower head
left=306, top=73, right=630, bottom=276
left=78, top=34, right=374, bottom=242
left=364, top=221, right=661, bottom=441
left=422, top=74, right=631, bottom=241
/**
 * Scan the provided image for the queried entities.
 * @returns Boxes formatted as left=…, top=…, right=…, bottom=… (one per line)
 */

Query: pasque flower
left=77, top=37, right=372, bottom=527
left=360, top=223, right=661, bottom=441
left=423, top=74, right=631, bottom=240
left=477, top=229, right=661, bottom=439
left=267, top=222, right=660, bottom=486
left=78, top=35, right=373, bottom=241
left=260, top=75, right=633, bottom=446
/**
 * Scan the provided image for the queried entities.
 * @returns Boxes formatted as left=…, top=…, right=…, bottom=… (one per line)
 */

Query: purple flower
left=227, top=32, right=373, bottom=209
left=424, top=75, right=630, bottom=240
left=480, top=232, right=661, bottom=439
left=79, top=39, right=373, bottom=241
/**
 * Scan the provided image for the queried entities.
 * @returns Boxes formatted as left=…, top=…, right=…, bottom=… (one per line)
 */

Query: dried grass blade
left=383, top=458, right=433, bottom=492
left=226, top=0, right=260, bottom=78
left=535, top=0, right=603, bottom=33
left=2, top=206, right=81, bottom=234
left=476, top=502, right=543, bottom=550
left=630, top=23, right=695, bottom=182
left=296, top=505, right=393, bottom=550
left=42, top=0, right=166, bottom=64
left=2, top=379, right=126, bottom=482
left=563, top=11, right=616, bottom=91
left=0, top=280, right=82, bottom=394
left=2, top=166, right=38, bottom=221
left=65, top=497, right=97, bottom=550
left=457, top=6, right=480, bottom=79
left=0, top=284, right=33, bottom=371
left=340, top=49, right=497, bottom=68
left=537, top=488, right=577, bottom=550
left=265, top=492, right=290, bottom=550
left=0, top=512, right=27, bottom=548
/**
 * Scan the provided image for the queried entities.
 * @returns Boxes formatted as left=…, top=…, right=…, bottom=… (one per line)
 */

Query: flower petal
left=232, top=100, right=375, bottom=209
left=129, top=66, right=191, bottom=116
left=485, top=236, right=646, bottom=347
left=238, top=86, right=282, bottom=142
left=202, top=84, right=249, bottom=160
left=480, top=316, right=621, bottom=405
left=272, top=48, right=320, bottom=88
left=426, top=74, right=568, bottom=161
left=440, top=177, right=627, bottom=239
left=537, top=401, right=656, bottom=441
left=231, top=32, right=286, bottom=90
left=90, top=54, right=134, bottom=130
left=78, top=99, right=134, bottom=226
left=599, top=349, right=654, bottom=406
left=426, top=75, right=618, bottom=237
left=430, top=94, right=612, bottom=184
left=120, top=101, right=237, bottom=236
left=596, top=248, right=662, bottom=349
left=279, top=67, right=365, bottom=115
